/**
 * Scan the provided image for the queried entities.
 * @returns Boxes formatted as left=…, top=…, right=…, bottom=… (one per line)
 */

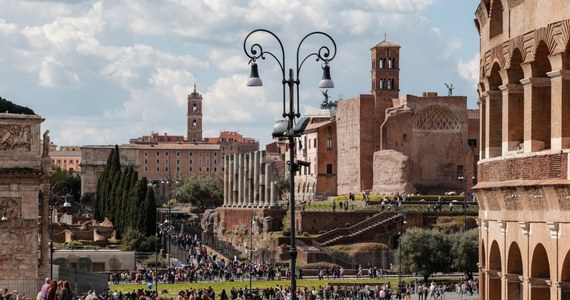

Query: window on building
left=165, top=151, right=169, bottom=156
left=176, top=159, right=180, bottom=165
left=156, top=151, right=160, bottom=156
left=144, top=159, right=148, bottom=164
left=214, top=159, right=217, bottom=165
left=189, top=167, right=193, bottom=172
left=144, top=151, right=148, bottom=156
left=165, top=159, right=169, bottom=165
left=176, top=166, right=180, bottom=172
left=144, top=166, right=148, bottom=172
left=388, top=58, right=392, bottom=69
left=206, top=167, right=210, bottom=173
left=176, top=151, right=180, bottom=157
left=379, top=59, right=384, bottom=69
left=207, top=159, right=210, bottom=165
left=379, top=79, right=384, bottom=89
left=199, top=167, right=202, bottom=172
left=165, top=166, right=169, bottom=172
left=199, top=160, right=202, bottom=165
left=189, top=159, right=193, bottom=164
left=326, top=164, right=333, bottom=175
left=156, top=166, right=160, bottom=172
left=327, top=138, right=333, bottom=149
left=214, top=152, right=217, bottom=157
left=387, top=79, right=392, bottom=89
left=403, top=134, right=407, bottom=142
left=313, top=138, right=317, bottom=148
left=156, top=159, right=160, bottom=164
left=189, top=152, right=193, bottom=157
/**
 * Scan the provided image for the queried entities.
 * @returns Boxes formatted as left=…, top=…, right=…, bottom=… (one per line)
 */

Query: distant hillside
left=0, top=96, right=35, bottom=115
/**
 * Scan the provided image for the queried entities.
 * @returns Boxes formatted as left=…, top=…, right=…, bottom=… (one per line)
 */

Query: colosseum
left=475, top=0, right=570, bottom=299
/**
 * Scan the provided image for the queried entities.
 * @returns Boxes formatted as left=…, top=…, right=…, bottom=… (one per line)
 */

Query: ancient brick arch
left=488, top=240, right=502, bottom=297
left=530, top=243, right=551, bottom=299
left=506, top=242, right=523, bottom=299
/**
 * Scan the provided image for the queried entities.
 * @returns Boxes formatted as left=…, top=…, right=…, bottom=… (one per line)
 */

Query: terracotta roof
left=373, top=39, right=400, bottom=48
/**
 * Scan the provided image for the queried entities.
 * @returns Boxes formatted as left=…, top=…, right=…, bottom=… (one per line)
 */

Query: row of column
left=480, top=62, right=570, bottom=159
left=223, top=150, right=279, bottom=208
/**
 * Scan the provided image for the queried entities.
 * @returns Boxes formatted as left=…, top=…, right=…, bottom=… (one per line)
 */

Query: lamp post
left=50, top=181, right=73, bottom=279
left=397, top=207, right=407, bottom=287
left=458, top=170, right=467, bottom=231
left=249, top=218, right=256, bottom=292
left=244, top=29, right=336, bottom=300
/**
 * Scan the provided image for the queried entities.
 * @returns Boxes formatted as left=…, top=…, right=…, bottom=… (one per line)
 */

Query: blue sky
left=0, top=0, right=480, bottom=148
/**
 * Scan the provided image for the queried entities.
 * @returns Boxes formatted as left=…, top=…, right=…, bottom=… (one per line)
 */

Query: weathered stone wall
left=372, top=150, right=416, bottom=194
left=336, top=95, right=375, bottom=195
left=0, top=113, right=49, bottom=295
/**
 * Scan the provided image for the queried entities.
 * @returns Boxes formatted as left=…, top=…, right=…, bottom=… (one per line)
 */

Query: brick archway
left=530, top=243, right=550, bottom=299
left=488, top=240, right=502, bottom=297
left=506, top=242, right=523, bottom=299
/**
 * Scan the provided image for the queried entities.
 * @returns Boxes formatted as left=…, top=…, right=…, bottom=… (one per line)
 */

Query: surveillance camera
left=296, top=160, right=311, bottom=167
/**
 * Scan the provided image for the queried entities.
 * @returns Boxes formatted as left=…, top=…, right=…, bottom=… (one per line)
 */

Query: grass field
left=110, top=277, right=403, bottom=298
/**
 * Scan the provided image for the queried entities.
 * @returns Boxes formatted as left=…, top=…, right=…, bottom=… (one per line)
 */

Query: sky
left=0, top=0, right=481, bottom=148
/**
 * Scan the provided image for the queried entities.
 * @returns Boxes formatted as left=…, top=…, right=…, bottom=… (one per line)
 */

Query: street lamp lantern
left=49, top=180, right=73, bottom=280
left=244, top=29, right=337, bottom=300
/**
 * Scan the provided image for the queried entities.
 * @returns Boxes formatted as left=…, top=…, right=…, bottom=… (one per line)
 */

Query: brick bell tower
left=187, top=84, right=203, bottom=142
left=371, top=36, right=400, bottom=151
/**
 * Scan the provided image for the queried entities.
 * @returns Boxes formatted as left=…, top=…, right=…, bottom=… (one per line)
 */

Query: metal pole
left=249, top=218, right=253, bottom=292
left=50, top=204, right=53, bottom=279
left=287, top=68, right=298, bottom=300
left=155, top=211, right=158, bottom=297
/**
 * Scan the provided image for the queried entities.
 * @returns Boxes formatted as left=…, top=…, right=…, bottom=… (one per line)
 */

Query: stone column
left=264, top=163, right=272, bottom=208
left=547, top=69, right=570, bottom=150
left=223, top=155, right=229, bottom=207
left=499, top=83, right=524, bottom=155
left=247, top=152, right=254, bottom=207
left=478, top=96, right=487, bottom=160
left=237, top=153, right=244, bottom=207
left=231, top=155, right=237, bottom=207
left=483, top=90, right=502, bottom=158
left=270, top=181, right=277, bottom=208
left=521, top=72, right=552, bottom=152
left=253, top=151, right=260, bottom=208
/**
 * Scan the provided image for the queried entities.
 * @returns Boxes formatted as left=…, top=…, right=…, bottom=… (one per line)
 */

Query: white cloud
left=38, top=57, right=82, bottom=88
left=458, top=53, right=480, bottom=87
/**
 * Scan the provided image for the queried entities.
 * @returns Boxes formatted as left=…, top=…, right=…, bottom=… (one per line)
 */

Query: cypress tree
left=140, top=179, right=156, bottom=236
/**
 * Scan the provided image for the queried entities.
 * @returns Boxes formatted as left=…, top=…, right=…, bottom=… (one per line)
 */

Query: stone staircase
left=314, top=212, right=401, bottom=246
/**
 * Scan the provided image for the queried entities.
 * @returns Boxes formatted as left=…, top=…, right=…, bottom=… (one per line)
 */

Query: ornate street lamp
left=50, top=181, right=73, bottom=279
left=244, top=29, right=337, bottom=300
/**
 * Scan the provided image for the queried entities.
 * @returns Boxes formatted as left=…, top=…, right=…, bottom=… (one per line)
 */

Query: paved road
left=404, top=292, right=478, bottom=299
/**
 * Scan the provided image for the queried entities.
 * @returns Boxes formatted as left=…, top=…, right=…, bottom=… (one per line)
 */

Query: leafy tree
left=398, top=228, right=452, bottom=282
left=451, top=229, right=479, bottom=279
left=0, top=96, right=34, bottom=114
left=120, top=228, right=157, bottom=252
left=173, top=175, right=223, bottom=208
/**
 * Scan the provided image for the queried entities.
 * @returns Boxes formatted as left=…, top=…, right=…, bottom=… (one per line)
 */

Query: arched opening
left=528, top=41, right=552, bottom=152
left=507, top=242, right=523, bottom=299
left=487, top=63, right=503, bottom=157
left=506, top=49, right=525, bottom=152
left=560, top=251, right=570, bottom=298
left=489, top=0, right=504, bottom=38
left=530, top=243, right=551, bottom=299
left=489, top=240, right=502, bottom=297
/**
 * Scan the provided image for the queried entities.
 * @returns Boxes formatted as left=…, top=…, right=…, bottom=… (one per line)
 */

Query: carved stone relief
left=0, top=125, right=32, bottom=151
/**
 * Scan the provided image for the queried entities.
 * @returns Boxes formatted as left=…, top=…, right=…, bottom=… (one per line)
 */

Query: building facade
left=336, top=38, right=479, bottom=195
left=474, top=0, right=570, bottom=299
left=80, top=86, right=258, bottom=199
left=293, top=110, right=337, bottom=199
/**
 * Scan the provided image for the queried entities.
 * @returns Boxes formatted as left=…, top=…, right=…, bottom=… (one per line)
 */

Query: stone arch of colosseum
left=478, top=20, right=570, bottom=158
left=507, top=242, right=524, bottom=299
left=488, top=240, right=502, bottom=297
left=530, top=243, right=551, bottom=299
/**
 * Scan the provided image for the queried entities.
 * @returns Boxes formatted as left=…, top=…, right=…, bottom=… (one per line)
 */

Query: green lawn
left=110, top=277, right=400, bottom=298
